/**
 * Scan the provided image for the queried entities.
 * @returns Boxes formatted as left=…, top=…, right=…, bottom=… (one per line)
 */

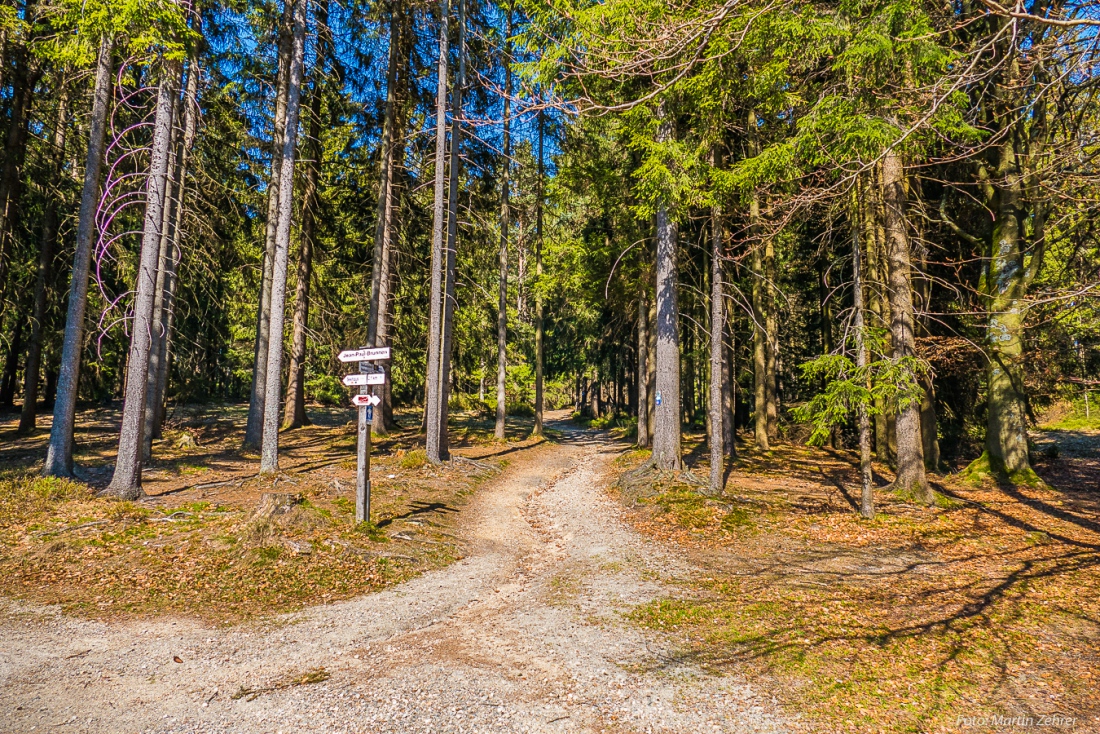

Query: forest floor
left=0, top=405, right=1097, bottom=733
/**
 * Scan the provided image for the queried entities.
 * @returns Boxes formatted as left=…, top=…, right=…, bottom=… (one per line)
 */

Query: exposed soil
left=0, top=414, right=790, bottom=733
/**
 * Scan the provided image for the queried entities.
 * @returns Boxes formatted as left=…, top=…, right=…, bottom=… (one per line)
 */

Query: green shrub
left=306, top=374, right=345, bottom=407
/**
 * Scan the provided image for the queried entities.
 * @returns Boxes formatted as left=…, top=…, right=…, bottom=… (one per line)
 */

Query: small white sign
left=352, top=394, right=382, bottom=407
left=344, top=373, right=386, bottom=386
left=338, top=347, right=391, bottom=363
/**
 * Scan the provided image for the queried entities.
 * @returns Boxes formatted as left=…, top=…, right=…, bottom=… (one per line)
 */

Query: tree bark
left=0, top=39, right=41, bottom=300
left=983, top=134, right=1033, bottom=478
left=651, top=107, right=681, bottom=470
left=149, top=55, right=200, bottom=440
left=424, top=0, right=451, bottom=463
left=103, top=62, right=181, bottom=499
left=142, top=79, right=183, bottom=461
left=43, top=34, right=113, bottom=478
left=19, top=87, right=69, bottom=433
left=245, top=9, right=293, bottom=449
left=882, top=150, right=930, bottom=503
left=723, top=296, right=736, bottom=455
left=636, top=292, right=649, bottom=448
left=436, top=0, right=466, bottom=459
left=366, top=1, right=400, bottom=437
left=284, top=0, right=328, bottom=431
left=852, top=210, right=874, bottom=519
left=533, top=107, right=545, bottom=437
left=708, top=193, right=724, bottom=494
left=750, top=201, right=769, bottom=451
left=494, top=5, right=512, bottom=441
left=259, top=0, right=307, bottom=474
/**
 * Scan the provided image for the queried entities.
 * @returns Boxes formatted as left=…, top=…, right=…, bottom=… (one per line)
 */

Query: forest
left=0, top=0, right=1098, bottom=731
left=0, top=0, right=1095, bottom=496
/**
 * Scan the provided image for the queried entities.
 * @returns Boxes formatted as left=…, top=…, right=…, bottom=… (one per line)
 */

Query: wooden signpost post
left=338, top=347, right=391, bottom=523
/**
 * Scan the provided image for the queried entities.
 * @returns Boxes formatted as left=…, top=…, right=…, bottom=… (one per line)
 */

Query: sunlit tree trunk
left=436, top=0, right=466, bottom=458
left=149, top=55, right=199, bottom=442
left=43, top=34, right=113, bottom=478
left=708, top=188, right=725, bottom=494
left=19, top=87, right=69, bottom=433
left=983, top=133, right=1035, bottom=479
left=533, top=107, right=545, bottom=437
left=102, top=61, right=181, bottom=499
left=245, top=9, right=292, bottom=449
left=852, top=198, right=874, bottom=518
left=495, top=5, right=512, bottom=440
left=424, top=0, right=451, bottom=463
left=652, top=106, right=681, bottom=471
left=285, top=0, right=328, bottom=430
left=259, top=0, right=307, bottom=474
left=882, top=150, right=930, bottom=503
left=142, top=76, right=183, bottom=461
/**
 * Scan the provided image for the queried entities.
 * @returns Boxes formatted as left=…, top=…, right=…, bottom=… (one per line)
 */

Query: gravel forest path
left=0, top=419, right=788, bottom=734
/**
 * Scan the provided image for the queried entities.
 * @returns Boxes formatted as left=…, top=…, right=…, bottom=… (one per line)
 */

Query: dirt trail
left=0, top=420, right=788, bottom=733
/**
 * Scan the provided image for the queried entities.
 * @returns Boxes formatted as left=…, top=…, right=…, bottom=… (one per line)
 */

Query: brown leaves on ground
left=613, top=435, right=1100, bottom=734
left=0, top=406, right=533, bottom=624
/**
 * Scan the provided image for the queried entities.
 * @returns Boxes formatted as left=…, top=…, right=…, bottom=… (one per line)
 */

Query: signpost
left=341, top=346, right=391, bottom=524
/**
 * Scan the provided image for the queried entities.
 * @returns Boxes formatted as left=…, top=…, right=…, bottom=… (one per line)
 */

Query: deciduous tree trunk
left=882, top=150, right=930, bottom=504
left=19, top=88, right=69, bottom=433
left=259, top=0, right=307, bottom=474
left=43, top=34, right=113, bottom=478
left=424, top=0, right=451, bottom=463
left=103, top=62, right=181, bottom=499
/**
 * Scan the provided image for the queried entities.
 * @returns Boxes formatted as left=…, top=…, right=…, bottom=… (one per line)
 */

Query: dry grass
left=0, top=404, right=535, bottom=624
left=612, top=433, right=1100, bottom=734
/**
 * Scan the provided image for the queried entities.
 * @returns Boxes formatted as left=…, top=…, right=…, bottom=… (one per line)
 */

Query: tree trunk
left=19, top=88, right=69, bottom=433
left=652, top=106, right=681, bottom=471
left=647, top=290, right=656, bottom=444
left=983, top=135, right=1032, bottom=479
left=0, top=43, right=41, bottom=301
left=862, top=176, right=890, bottom=462
left=494, top=6, right=512, bottom=441
left=43, top=34, right=113, bottom=478
left=708, top=194, right=725, bottom=495
left=367, top=0, right=398, bottom=359
left=259, top=0, right=307, bottom=474
left=882, top=150, right=930, bottom=503
left=102, top=62, right=181, bottom=499
left=142, top=80, right=183, bottom=461
left=636, top=292, right=649, bottom=448
left=245, top=10, right=293, bottom=449
left=424, top=0, right=451, bottom=464
left=436, top=0, right=466, bottom=459
left=764, top=234, right=778, bottom=440
left=533, top=107, right=545, bottom=437
left=1, top=319, right=24, bottom=408
left=750, top=200, right=769, bottom=451
left=723, top=297, right=736, bottom=455
left=149, top=56, right=200, bottom=440
left=284, top=0, right=328, bottom=431
left=852, top=212, right=874, bottom=518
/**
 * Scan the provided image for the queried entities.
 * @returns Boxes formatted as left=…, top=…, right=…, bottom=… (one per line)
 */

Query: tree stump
left=251, top=492, right=301, bottom=520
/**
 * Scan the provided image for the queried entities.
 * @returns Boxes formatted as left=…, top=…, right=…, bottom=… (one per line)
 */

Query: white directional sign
left=338, top=347, right=391, bottom=363
left=352, top=393, right=382, bottom=407
left=343, top=372, right=386, bottom=386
